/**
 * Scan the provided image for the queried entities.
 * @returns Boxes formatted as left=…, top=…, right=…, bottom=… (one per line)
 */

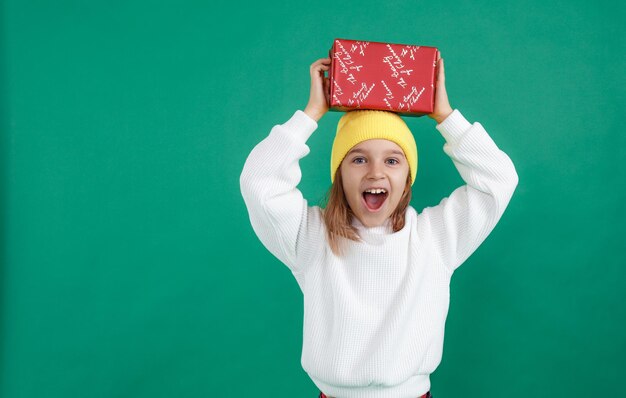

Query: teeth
left=365, top=188, right=387, bottom=194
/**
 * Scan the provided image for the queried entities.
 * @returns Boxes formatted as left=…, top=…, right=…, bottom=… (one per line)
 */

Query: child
left=240, top=53, right=518, bottom=398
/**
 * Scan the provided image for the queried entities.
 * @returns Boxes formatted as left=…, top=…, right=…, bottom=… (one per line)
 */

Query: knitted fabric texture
left=330, top=110, right=418, bottom=185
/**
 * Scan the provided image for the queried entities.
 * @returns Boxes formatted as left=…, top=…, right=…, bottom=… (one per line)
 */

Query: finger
left=313, top=64, right=330, bottom=77
left=317, top=65, right=329, bottom=75
left=311, top=61, right=331, bottom=72
left=310, top=65, right=325, bottom=77
left=438, top=58, right=445, bottom=82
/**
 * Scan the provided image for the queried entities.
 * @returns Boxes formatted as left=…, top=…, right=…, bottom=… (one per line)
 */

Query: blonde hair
left=320, top=166, right=412, bottom=257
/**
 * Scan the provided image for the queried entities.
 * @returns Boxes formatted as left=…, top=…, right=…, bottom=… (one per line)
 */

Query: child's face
left=339, top=139, right=410, bottom=228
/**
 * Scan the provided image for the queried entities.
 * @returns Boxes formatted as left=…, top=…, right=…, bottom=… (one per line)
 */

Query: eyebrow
left=347, top=148, right=405, bottom=157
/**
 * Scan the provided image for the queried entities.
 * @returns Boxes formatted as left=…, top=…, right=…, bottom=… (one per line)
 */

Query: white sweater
left=239, top=109, right=518, bottom=398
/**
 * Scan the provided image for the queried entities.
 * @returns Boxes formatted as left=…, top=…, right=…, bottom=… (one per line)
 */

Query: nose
left=366, top=161, right=385, bottom=180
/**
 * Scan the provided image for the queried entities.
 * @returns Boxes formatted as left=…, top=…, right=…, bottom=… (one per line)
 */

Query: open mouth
left=362, top=190, right=389, bottom=212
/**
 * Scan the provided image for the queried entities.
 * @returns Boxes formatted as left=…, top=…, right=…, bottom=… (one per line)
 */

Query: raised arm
left=239, top=58, right=329, bottom=274
left=420, top=52, right=519, bottom=271
left=420, top=111, right=519, bottom=272
left=239, top=110, right=317, bottom=273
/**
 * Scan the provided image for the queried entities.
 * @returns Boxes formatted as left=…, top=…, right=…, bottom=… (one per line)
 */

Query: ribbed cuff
left=435, top=109, right=472, bottom=144
left=277, top=110, right=318, bottom=144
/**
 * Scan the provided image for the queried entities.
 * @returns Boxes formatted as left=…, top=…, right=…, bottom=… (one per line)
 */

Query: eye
left=352, top=157, right=366, bottom=164
left=387, top=158, right=400, bottom=165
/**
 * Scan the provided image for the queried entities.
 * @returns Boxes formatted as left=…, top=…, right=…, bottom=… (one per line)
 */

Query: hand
left=427, top=51, right=453, bottom=124
left=304, top=57, right=331, bottom=122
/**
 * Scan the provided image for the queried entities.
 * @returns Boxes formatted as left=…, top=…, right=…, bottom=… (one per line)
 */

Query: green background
left=2, top=0, right=624, bottom=397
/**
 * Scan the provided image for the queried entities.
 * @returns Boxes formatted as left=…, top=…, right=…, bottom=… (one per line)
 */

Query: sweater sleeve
left=239, top=110, right=318, bottom=274
left=419, top=109, right=519, bottom=272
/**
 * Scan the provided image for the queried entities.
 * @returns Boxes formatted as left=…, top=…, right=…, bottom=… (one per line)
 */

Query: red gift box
left=328, top=38, right=438, bottom=116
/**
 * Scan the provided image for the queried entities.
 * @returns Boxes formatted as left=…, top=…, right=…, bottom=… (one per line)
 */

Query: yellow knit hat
left=330, top=110, right=418, bottom=186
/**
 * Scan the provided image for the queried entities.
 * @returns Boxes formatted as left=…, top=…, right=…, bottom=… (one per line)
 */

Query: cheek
left=390, top=190, right=403, bottom=203
left=341, top=183, right=356, bottom=202
left=392, top=178, right=408, bottom=200
left=341, top=171, right=359, bottom=194
left=347, top=186, right=361, bottom=202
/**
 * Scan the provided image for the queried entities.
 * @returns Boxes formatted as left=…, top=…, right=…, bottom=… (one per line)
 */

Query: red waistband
left=319, top=392, right=431, bottom=398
